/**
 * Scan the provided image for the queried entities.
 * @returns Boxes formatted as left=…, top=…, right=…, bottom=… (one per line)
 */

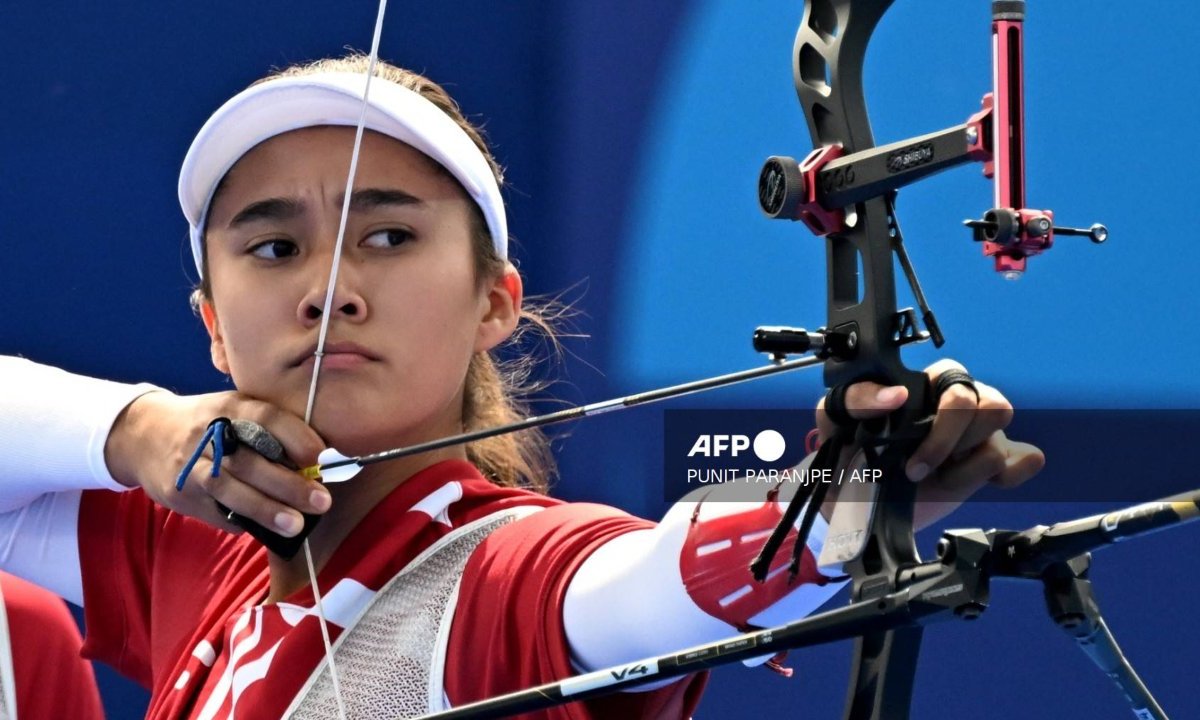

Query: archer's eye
left=362, top=229, right=415, bottom=249
left=249, top=240, right=299, bottom=259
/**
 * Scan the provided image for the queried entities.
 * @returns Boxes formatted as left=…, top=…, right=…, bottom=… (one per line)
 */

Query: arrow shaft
left=321, top=355, right=825, bottom=472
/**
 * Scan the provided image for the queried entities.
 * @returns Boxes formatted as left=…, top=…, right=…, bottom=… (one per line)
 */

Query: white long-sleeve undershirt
left=0, top=356, right=155, bottom=604
left=0, top=357, right=155, bottom=506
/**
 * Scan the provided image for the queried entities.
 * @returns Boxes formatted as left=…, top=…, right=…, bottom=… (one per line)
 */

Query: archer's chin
left=306, top=410, right=404, bottom=457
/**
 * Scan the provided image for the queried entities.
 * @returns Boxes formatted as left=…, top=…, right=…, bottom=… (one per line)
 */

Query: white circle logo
left=753, top=429, right=786, bottom=462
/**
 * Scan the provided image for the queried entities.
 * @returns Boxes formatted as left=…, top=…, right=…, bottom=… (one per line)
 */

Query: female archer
left=0, top=56, right=1042, bottom=718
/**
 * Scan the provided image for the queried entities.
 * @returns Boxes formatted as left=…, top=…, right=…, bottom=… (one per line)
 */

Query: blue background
left=4, top=0, right=1198, bottom=717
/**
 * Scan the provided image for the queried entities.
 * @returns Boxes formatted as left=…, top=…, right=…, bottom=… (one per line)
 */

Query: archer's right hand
left=103, top=390, right=332, bottom=536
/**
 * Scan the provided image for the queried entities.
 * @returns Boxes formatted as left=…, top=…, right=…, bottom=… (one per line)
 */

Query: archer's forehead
left=206, top=127, right=465, bottom=229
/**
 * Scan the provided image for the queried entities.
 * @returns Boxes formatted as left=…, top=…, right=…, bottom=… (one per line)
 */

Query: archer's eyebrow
left=228, top=197, right=304, bottom=228
left=226, top=188, right=425, bottom=229
left=343, top=188, right=425, bottom=213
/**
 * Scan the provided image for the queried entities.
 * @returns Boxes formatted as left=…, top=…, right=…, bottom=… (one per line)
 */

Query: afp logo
left=687, top=429, right=786, bottom=462
left=664, top=410, right=809, bottom=501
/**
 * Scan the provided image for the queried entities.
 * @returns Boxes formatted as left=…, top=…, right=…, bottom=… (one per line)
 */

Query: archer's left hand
left=816, top=359, right=1045, bottom=530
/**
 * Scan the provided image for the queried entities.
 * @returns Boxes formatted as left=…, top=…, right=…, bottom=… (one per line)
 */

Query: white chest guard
left=284, top=506, right=541, bottom=718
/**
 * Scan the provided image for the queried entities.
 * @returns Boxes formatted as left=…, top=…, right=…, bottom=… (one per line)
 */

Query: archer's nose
left=298, top=281, right=367, bottom=326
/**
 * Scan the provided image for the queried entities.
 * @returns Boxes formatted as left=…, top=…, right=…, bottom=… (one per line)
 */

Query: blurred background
left=4, top=0, right=1198, bottom=717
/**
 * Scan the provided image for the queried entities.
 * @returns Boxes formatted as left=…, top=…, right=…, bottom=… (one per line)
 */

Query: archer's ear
left=199, top=299, right=232, bottom=374
left=475, top=264, right=523, bottom=353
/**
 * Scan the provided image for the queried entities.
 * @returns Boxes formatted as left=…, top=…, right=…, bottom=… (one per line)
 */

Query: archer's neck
left=262, top=445, right=467, bottom=603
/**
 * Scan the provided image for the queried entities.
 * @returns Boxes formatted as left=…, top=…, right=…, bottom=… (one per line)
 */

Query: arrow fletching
left=305, top=448, right=363, bottom=484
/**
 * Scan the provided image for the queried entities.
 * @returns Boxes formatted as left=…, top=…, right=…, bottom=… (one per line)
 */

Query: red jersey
left=77, top=460, right=705, bottom=718
left=1, top=573, right=104, bottom=720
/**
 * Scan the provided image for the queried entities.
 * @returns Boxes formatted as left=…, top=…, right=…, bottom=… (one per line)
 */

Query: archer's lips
left=292, top=341, right=381, bottom=369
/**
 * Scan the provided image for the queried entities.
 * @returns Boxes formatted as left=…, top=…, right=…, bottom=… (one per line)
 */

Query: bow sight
left=758, top=0, right=1106, bottom=279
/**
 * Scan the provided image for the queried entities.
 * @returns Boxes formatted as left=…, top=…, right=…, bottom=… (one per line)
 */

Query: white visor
left=178, top=71, right=507, bottom=277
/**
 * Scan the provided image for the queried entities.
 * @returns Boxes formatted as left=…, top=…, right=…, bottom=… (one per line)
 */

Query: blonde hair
left=195, top=55, right=559, bottom=492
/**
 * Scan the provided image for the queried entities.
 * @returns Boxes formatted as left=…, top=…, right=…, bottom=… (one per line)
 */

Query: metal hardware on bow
left=746, top=2, right=1116, bottom=717
left=739, top=5, right=1190, bottom=720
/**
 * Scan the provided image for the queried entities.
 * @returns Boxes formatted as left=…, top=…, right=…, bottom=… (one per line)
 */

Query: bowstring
left=302, top=0, right=390, bottom=716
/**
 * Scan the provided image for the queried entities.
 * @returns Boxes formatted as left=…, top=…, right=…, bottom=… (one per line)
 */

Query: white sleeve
left=562, top=463, right=847, bottom=682
left=0, top=356, right=158, bottom=511
left=0, top=492, right=85, bottom=605
left=0, top=356, right=159, bottom=604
